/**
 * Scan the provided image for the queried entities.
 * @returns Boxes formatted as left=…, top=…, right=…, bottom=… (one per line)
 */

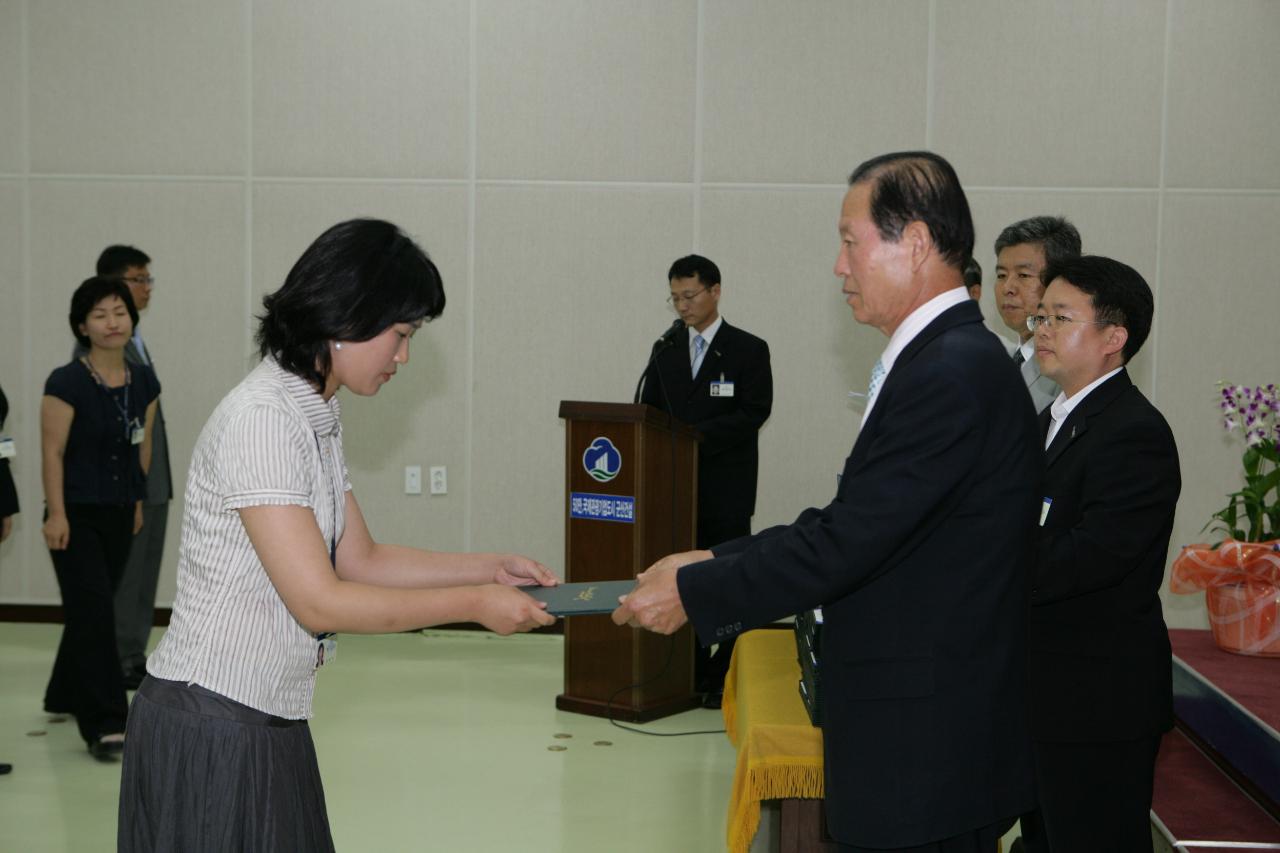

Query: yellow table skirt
left=722, top=629, right=824, bottom=853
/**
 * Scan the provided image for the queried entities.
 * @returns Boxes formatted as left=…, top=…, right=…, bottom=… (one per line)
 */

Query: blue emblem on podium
left=582, top=436, right=621, bottom=483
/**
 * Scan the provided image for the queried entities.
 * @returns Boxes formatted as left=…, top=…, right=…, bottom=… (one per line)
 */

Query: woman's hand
left=493, top=554, right=560, bottom=587
left=133, top=502, right=144, bottom=535
left=0, top=515, right=12, bottom=543
left=43, top=513, right=70, bottom=550
left=473, top=584, right=557, bottom=635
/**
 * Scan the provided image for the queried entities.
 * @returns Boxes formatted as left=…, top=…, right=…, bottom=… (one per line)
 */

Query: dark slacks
left=1020, top=734, right=1162, bottom=853
left=114, top=500, right=168, bottom=671
left=836, top=816, right=1015, bottom=853
left=45, top=503, right=132, bottom=744
left=694, top=514, right=751, bottom=691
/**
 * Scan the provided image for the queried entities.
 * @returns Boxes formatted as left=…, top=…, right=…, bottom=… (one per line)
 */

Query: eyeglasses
left=121, top=275, right=155, bottom=287
left=1026, top=314, right=1112, bottom=332
left=666, top=287, right=708, bottom=307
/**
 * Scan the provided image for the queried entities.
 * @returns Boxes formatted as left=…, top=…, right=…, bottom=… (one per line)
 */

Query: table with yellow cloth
left=722, top=628, right=824, bottom=853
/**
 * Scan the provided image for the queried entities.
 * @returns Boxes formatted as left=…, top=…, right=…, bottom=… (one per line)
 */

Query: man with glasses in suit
left=639, top=254, right=772, bottom=708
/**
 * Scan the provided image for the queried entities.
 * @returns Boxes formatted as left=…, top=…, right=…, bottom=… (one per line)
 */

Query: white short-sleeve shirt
left=148, top=357, right=350, bottom=719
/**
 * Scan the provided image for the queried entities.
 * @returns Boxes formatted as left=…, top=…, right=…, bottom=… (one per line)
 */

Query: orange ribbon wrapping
left=1170, top=539, right=1280, bottom=656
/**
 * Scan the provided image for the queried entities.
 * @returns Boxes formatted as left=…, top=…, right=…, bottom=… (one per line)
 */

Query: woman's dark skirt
left=118, top=676, right=335, bottom=853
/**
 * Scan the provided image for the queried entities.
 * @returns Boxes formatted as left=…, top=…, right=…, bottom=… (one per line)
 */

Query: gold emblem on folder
left=574, top=586, right=598, bottom=602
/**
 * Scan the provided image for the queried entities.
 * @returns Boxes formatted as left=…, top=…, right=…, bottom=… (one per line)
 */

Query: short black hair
left=256, top=219, right=446, bottom=390
left=668, top=254, right=721, bottom=287
left=96, top=245, right=151, bottom=278
left=1040, top=255, right=1152, bottom=364
left=69, top=276, right=139, bottom=349
left=848, top=151, right=974, bottom=269
left=993, top=216, right=1081, bottom=273
left=963, top=257, right=982, bottom=289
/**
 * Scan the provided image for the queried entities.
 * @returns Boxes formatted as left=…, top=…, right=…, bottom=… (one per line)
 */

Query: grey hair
left=993, top=216, right=1082, bottom=271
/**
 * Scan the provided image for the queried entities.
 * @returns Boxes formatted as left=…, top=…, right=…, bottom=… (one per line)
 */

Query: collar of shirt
left=688, top=315, right=723, bottom=351
left=1045, top=366, right=1123, bottom=448
left=861, top=287, right=970, bottom=426
left=265, top=356, right=341, bottom=438
left=1018, top=336, right=1036, bottom=364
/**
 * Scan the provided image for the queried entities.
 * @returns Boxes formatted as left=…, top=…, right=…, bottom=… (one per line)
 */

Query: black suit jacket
left=640, top=320, right=772, bottom=524
left=1031, top=369, right=1179, bottom=742
left=677, top=300, right=1041, bottom=848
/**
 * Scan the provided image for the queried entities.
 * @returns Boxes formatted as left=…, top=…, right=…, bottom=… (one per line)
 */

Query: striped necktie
left=692, top=334, right=707, bottom=378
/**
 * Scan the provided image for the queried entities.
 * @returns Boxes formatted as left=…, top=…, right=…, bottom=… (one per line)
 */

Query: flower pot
left=1205, top=581, right=1280, bottom=657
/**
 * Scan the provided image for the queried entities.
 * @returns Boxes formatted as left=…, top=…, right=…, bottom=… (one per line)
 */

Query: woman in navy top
left=41, top=276, right=160, bottom=760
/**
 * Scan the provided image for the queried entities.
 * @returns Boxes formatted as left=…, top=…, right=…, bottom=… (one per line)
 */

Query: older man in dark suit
left=616, top=151, right=1041, bottom=852
left=639, top=253, right=772, bottom=705
left=1018, top=255, right=1180, bottom=853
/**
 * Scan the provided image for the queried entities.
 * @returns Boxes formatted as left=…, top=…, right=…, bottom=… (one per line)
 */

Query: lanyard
left=81, top=357, right=133, bottom=441
left=313, top=431, right=338, bottom=643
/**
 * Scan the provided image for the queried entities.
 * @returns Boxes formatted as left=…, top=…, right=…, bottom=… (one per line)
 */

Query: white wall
left=2, top=0, right=1278, bottom=631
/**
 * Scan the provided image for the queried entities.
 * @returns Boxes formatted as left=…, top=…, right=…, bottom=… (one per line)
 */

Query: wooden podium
left=556, top=401, right=701, bottom=721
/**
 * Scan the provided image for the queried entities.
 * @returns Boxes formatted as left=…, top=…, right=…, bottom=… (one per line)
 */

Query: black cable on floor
left=604, top=635, right=724, bottom=737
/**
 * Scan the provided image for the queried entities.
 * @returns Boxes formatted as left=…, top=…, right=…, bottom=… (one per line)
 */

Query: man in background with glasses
left=993, top=216, right=1081, bottom=413
left=1017, top=256, right=1179, bottom=853
left=91, top=245, right=172, bottom=691
left=638, top=253, right=772, bottom=708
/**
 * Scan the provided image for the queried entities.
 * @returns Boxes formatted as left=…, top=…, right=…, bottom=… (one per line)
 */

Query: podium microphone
left=634, top=319, right=685, bottom=403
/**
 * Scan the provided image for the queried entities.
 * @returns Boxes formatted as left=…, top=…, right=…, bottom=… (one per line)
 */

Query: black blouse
left=44, top=360, right=161, bottom=507
left=0, top=384, right=17, bottom=517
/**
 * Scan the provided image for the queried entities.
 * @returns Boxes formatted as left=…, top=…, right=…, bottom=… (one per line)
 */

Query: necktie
left=866, top=359, right=886, bottom=407
left=1013, top=348, right=1025, bottom=366
left=692, top=334, right=707, bottom=378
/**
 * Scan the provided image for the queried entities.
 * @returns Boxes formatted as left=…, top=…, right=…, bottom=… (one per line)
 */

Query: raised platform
left=1151, top=629, right=1280, bottom=850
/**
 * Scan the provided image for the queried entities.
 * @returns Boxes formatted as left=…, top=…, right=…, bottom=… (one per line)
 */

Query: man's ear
left=1103, top=324, right=1129, bottom=360
left=901, top=220, right=932, bottom=272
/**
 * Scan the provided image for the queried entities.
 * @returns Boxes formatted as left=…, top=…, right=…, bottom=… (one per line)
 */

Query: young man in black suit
left=639, top=254, right=772, bottom=705
left=1018, top=256, right=1180, bottom=853
left=617, top=152, right=1041, bottom=852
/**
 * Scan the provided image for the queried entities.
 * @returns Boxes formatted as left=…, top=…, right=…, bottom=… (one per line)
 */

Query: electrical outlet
left=404, top=465, right=422, bottom=495
left=429, top=466, right=447, bottom=495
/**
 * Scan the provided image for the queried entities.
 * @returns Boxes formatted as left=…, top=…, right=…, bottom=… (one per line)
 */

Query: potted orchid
left=1170, top=383, right=1280, bottom=656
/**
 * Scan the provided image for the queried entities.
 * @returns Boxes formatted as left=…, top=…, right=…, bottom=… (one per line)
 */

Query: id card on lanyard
left=314, top=432, right=339, bottom=668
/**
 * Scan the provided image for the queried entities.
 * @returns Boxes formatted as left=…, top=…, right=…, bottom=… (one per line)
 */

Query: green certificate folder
left=520, top=580, right=637, bottom=616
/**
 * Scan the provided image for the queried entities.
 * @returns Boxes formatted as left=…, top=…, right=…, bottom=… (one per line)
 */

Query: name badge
left=0, top=437, right=14, bottom=459
left=1040, top=497, right=1053, bottom=527
left=316, top=635, right=337, bottom=668
left=710, top=381, right=735, bottom=398
left=130, top=426, right=145, bottom=446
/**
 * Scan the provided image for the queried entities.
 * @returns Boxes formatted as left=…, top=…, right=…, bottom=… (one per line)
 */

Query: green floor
left=0, top=623, right=737, bottom=852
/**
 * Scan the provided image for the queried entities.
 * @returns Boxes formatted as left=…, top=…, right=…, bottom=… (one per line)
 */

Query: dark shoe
left=88, top=734, right=125, bottom=762
left=701, top=691, right=723, bottom=710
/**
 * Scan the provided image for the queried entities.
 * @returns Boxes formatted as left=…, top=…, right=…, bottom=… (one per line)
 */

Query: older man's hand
left=611, top=549, right=713, bottom=634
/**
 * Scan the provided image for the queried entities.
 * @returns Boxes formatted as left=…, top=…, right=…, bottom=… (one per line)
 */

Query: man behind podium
left=639, top=254, right=772, bottom=706
left=616, top=151, right=1040, bottom=852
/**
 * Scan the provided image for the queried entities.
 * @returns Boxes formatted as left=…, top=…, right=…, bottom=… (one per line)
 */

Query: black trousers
left=836, top=816, right=1015, bottom=852
left=1020, top=734, right=1162, bottom=853
left=45, top=503, right=132, bottom=745
left=694, top=514, right=751, bottom=692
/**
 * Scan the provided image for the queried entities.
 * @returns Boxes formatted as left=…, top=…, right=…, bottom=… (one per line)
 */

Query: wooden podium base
left=555, top=693, right=702, bottom=723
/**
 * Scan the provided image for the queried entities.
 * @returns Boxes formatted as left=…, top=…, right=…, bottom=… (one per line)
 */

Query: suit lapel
left=852, top=301, right=983, bottom=455
left=1044, top=370, right=1132, bottom=469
